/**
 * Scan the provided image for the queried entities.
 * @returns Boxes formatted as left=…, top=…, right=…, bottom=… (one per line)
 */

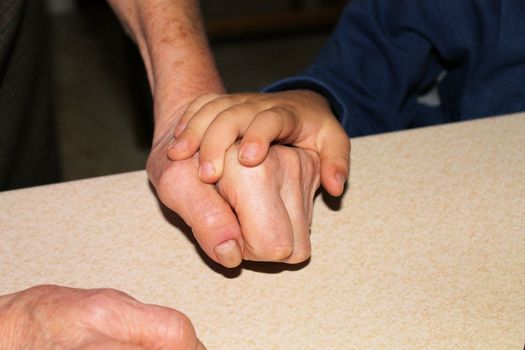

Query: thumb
left=92, top=297, right=203, bottom=350
left=157, top=159, right=244, bottom=268
left=133, top=304, right=205, bottom=350
left=319, top=127, right=350, bottom=196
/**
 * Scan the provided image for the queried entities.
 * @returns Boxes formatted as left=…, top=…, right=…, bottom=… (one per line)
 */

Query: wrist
left=108, top=0, right=224, bottom=121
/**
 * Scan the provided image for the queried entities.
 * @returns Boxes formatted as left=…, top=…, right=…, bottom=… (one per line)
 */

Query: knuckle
left=87, top=288, right=128, bottom=305
left=84, top=288, right=135, bottom=315
left=197, top=205, right=232, bottom=230
left=27, top=284, right=61, bottom=295
left=261, top=108, right=285, bottom=124
left=154, top=161, right=193, bottom=204
left=248, top=238, right=294, bottom=261
left=156, top=170, right=179, bottom=204
left=164, top=310, right=196, bottom=344
left=199, top=92, right=222, bottom=100
left=286, top=247, right=311, bottom=264
left=215, top=109, right=237, bottom=122
left=193, top=92, right=221, bottom=106
left=263, top=244, right=294, bottom=261
left=234, top=160, right=274, bottom=183
left=286, top=242, right=312, bottom=264
left=82, top=289, right=125, bottom=323
left=184, top=93, right=220, bottom=115
left=200, top=96, right=232, bottom=114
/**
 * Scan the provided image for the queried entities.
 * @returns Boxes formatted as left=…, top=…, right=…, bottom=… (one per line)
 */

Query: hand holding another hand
left=148, top=131, right=321, bottom=266
left=168, top=90, right=350, bottom=196
left=218, top=143, right=321, bottom=263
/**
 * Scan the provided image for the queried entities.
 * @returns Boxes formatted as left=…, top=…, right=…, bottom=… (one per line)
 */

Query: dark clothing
left=0, top=0, right=59, bottom=190
left=265, top=0, right=525, bottom=137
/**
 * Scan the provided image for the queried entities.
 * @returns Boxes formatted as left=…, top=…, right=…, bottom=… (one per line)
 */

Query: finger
left=238, top=194, right=295, bottom=262
left=133, top=304, right=202, bottom=350
left=318, top=125, right=350, bottom=196
left=88, top=290, right=201, bottom=350
left=219, top=146, right=294, bottom=262
left=157, top=158, right=243, bottom=268
left=198, top=103, right=260, bottom=183
left=238, top=107, right=299, bottom=167
left=174, top=92, right=222, bottom=137
left=278, top=152, right=314, bottom=264
left=168, top=96, right=243, bottom=161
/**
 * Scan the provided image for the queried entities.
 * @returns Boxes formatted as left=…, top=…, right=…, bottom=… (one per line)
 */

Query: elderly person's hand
left=0, top=285, right=205, bottom=349
left=148, top=141, right=321, bottom=266
left=147, top=131, right=245, bottom=268
left=107, top=0, right=323, bottom=266
left=219, top=144, right=321, bottom=263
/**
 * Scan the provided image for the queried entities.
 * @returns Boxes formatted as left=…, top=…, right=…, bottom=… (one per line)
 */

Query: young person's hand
left=168, top=90, right=350, bottom=196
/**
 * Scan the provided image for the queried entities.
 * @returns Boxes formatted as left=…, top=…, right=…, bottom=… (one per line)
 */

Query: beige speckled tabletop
left=1, top=114, right=524, bottom=349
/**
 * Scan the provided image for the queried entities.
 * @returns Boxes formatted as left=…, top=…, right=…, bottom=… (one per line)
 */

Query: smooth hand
left=168, top=90, right=350, bottom=196
left=0, top=285, right=204, bottom=349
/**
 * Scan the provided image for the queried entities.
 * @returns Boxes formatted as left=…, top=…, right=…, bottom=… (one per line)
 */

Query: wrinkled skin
left=0, top=285, right=205, bottom=350
left=219, top=144, right=321, bottom=263
left=109, top=0, right=327, bottom=267
left=148, top=132, right=321, bottom=267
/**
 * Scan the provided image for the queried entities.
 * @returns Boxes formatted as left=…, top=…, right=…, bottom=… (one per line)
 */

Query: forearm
left=107, top=0, right=224, bottom=143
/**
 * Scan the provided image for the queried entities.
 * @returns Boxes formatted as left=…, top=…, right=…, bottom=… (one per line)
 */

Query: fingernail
left=214, top=240, right=242, bottom=268
left=199, top=161, right=215, bottom=178
left=240, top=143, right=258, bottom=160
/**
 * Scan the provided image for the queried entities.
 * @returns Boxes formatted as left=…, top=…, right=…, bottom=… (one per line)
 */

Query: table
left=1, top=113, right=524, bottom=349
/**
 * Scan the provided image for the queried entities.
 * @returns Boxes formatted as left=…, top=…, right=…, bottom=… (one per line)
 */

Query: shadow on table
left=151, top=183, right=347, bottom=278
left=158, top=203, right=311, bottom=278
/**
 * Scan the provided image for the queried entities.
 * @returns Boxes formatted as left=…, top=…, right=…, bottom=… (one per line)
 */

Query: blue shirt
left=264, top=0, right=525, bottom=137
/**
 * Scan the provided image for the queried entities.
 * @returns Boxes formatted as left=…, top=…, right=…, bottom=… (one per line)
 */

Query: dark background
left=48, top=0, right=345, bottom=182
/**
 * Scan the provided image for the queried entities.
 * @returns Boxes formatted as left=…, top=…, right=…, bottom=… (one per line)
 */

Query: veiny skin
left=0, top=285, right=205, bottom=349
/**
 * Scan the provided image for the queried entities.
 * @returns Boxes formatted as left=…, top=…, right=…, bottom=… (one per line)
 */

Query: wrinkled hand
left=148, top=130, right=246, bottom=268
left=148, top=131, right=320, bottom=266
left=218, top=143, right=321, bottom=263
left=0, top=285, right=204, bottom=350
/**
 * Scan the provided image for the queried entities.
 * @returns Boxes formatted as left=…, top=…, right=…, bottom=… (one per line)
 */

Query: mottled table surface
left=1, top=113, right=524, bottom=349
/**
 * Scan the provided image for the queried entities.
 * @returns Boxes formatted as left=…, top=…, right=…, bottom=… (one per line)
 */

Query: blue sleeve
left=264, top=0, right=448, bottom=136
